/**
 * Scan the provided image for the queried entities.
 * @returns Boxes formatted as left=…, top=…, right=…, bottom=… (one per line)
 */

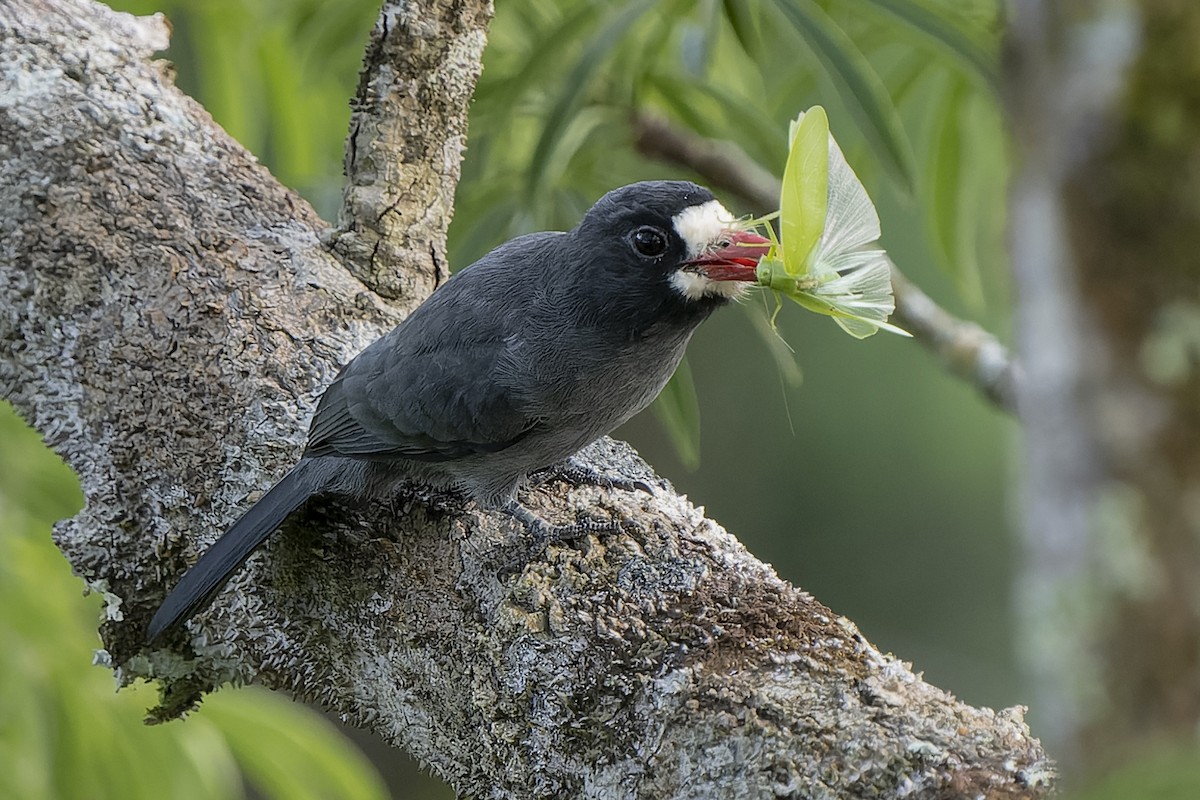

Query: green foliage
left=525, top=0, right=658, bottom=201
left=448, top=0, right=1006, bottom=454
left=0, top=402, right=388, bottom=800
left=114, top=0, right=380, bottom=218
left=851, top=0, right=999, bottom=86
left=108, top=0, right=1007, bottom=465
left=198, top=691, right=389, bottom=800
left=772, top=0, right=918, bottom=193
left=925, top=74, right=989, bottom=305
left=453, top=0, right=1004, bottom=264
left=106, top=1, right=1006, bottom=451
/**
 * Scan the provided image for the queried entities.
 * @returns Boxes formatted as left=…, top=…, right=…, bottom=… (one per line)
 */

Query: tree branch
left=327, top=0, right=492, bottom=308
left=0, top=1, right=1052, bottom=796
left=633, top=112, right=1019, bottom=413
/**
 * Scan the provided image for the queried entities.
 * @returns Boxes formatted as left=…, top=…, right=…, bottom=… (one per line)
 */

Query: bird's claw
left=533, top=460, right=655, bottom=495
left=497, top=499, right=626, bottom=575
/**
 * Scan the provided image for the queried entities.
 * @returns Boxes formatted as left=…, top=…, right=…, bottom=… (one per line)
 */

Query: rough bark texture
left=1007, top=0, right=1200, bottom=773
left=328, top=0, right=489, bottom=308
left=0, top=1, right=1054, bottom=797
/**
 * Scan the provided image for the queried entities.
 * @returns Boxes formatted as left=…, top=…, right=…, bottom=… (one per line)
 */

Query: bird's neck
left=567, top=281, right=725, bottom=343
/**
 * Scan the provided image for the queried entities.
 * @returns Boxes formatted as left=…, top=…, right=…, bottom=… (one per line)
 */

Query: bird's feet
left=531, top=456, right=655, bottom=496
left=498, top=499, right=625, bottom=573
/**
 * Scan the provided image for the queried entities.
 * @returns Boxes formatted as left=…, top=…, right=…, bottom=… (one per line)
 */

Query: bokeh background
left=3, top=1, right=1195, bottom=798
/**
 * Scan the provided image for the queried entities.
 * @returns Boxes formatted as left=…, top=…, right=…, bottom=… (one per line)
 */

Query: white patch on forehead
left=671, top=199, right=734, bottom=259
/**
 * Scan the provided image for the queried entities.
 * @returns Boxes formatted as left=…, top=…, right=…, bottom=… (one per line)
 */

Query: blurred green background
left=6, top=0, right=1190, bottom=798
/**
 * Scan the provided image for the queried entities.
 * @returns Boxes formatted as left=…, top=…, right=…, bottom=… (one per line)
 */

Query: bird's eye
left=630, top=226, right=669, bottom=258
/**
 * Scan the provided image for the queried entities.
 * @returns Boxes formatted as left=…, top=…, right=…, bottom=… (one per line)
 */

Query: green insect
left=748, top=106, right=910, bottom=339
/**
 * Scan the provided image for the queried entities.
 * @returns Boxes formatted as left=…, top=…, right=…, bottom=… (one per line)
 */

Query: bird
left=147, top=180, right=770, bottom=641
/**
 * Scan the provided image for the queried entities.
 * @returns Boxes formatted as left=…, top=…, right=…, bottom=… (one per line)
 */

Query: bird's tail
left=147, top=464, right=313, bottom=641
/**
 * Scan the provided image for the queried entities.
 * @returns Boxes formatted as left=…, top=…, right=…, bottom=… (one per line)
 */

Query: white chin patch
left=669, top=199, right=743, bottom=301
left=669, top=269, right=748, bottom=302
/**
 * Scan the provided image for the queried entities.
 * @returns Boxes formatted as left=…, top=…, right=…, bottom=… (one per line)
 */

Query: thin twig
left=633, top=112, right=1019, bottom=413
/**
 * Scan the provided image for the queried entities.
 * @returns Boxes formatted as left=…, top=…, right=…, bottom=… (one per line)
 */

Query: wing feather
left=304, top=235, right=560, bottom=462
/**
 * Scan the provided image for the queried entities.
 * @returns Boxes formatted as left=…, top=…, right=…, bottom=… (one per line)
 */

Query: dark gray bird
left=148, top=180, right=769, bottom=640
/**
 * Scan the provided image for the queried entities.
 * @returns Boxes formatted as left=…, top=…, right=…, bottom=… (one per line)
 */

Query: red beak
left=686, top=230, right=771, bottom=281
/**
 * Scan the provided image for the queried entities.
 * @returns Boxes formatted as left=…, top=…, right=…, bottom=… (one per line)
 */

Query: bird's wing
left=304, top=242, right=553, bottom=462
left=304, top=340, right=535, bottom=462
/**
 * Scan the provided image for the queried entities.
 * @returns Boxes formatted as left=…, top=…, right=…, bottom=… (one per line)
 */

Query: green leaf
left=643, top=73, right=716, bottom=138
left=526, top=0, right=655, bottom=198
left=534, top=108, right=621, bottom=214
left=721, top=0, right=762, bottom=56
left=0, top=400, right=388, bottom=800
left=780, top=106, right=829, bottom=277
left=473, top=3, right=601, bottom=118
left=647, top=72, right=781, bottom=166
left=771, top=0, right=918, bottom=193
left=653, top=358, right=702, bottom=470
left=851, top=0, right=999, bottom=88
left=886, top=51, right=939, bottom=107
left=747, top=309, right=804, bottom=387
left=199, top=688, right=389, bottom=800
left=616, top=0, right=695, bottom=110
left=927, top=76, right=984, bottom=305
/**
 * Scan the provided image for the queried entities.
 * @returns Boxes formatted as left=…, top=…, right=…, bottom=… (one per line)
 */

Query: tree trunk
left=1007, top=0, right=1200, bottom=774
left=0, top=1, right=1053, bottom=796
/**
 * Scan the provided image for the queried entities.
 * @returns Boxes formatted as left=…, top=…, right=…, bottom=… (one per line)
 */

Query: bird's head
left=574, top=181, right=770, bottom=311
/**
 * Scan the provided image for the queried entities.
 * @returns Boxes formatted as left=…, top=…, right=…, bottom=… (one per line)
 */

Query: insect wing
left=780, top=106, right=830, bottom=278
left=810, top=125, right=882, bottom=273
left=803, top=115, right=907, bottom=338
left=815, top=255, right=907, bottom=338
